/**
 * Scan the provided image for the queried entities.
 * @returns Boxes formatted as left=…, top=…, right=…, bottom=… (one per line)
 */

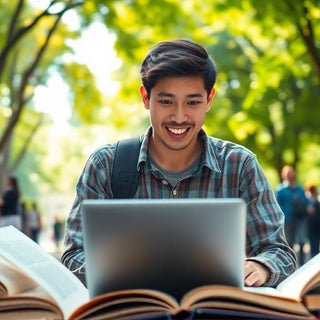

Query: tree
left=0, top=0, right=98, bottom=191
left=211, top=0, right=320, bottom=178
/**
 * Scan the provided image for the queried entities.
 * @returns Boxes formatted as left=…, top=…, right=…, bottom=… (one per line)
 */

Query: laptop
left=82, top=198, right=246, bottom=300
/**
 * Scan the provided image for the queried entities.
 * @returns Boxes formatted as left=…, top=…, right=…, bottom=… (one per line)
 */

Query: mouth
left=166, top=126, right=190, bottom=138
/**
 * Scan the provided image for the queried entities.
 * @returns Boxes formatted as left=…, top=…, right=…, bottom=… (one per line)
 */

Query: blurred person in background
left=28, top=201, right=42, bottom=243
left=19, top=201, right=28, bottom=234
left=52, top=215, right=63, bottom=252
left=0, top=176, right=22, bottom=230
left=275, top=165, right=313, bottom=265
left=305, top=183, right=320, bottom=258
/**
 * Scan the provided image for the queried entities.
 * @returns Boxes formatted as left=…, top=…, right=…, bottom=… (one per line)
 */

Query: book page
left=0, top=286, right=62, bottom=320
left=181, top=285, right=299, bottom=309
left=0, top=255, right=38, bottom=296
left=0, top=287, right=60, bottom=313
left=242, top=254, right=320, bottom=301
left=276, top=253, right=320, bottom=299
left=244, top=286, right=297, bottom=300
left=69, top=289, right=179, bottom=320
left=0, top=226, right=89, bottom=319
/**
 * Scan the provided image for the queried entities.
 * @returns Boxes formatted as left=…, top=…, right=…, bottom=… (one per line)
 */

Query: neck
left=150, top=140, right=202, bottom=172
left=286, top=181, right=296, bottom=187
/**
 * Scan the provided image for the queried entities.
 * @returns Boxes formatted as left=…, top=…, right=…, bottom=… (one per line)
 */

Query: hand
left=244, top=260, right=270, bottom=286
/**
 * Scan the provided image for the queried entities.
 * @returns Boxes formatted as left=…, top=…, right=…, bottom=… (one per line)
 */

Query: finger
left=244, top=262, right=264, bottom=286
left=245, top=271, right=262, bottom=286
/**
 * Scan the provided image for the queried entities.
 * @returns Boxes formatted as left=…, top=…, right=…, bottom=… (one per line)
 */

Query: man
left=275, top=165, right=312, bottom=265
left=61, top=39, right=296, bottom=287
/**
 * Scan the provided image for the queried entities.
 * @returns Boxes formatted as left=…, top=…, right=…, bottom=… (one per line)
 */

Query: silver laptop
left=82, top=198, right=246, bottom=300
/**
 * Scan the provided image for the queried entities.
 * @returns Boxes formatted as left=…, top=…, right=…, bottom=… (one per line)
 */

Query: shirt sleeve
left=240, top=156, right=297, bottom=287
left=60, top=146, right=114, bottom=285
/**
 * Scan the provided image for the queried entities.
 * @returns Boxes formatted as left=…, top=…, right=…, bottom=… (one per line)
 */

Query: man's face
left=140, top=76, right=215, bottom=154
left=282, top=166, right=296, bottom=183
left=286, top=167, right=296, bottom=182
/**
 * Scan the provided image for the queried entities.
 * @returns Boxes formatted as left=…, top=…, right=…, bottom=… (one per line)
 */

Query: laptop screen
left=82, top=198, right=246, bottom=300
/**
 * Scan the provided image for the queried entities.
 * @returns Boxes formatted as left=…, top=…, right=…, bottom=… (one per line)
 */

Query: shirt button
left=162, top=179, right=168, bottom=185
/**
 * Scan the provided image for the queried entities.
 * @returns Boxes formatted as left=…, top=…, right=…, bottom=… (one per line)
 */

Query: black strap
left=111, top=137, right=141, bottom=198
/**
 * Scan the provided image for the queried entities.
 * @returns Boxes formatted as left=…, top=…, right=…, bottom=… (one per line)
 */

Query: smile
left=167, top=127, right=188, bottom=135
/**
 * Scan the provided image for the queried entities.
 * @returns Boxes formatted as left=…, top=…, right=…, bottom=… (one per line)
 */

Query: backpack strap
left=111, top=137, right=141, bottom=198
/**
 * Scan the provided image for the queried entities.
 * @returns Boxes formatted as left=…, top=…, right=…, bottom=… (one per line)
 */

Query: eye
left=187, top=100, right=201, bottom=106
left=159, top=99, right=172, bottom=105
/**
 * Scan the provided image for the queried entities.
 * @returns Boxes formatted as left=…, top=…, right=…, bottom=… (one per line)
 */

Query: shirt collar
left=198, top=130, right=222, bottom=173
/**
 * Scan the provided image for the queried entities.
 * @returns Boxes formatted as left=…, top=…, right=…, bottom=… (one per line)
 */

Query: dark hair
left=140, top=39, right=217, bottom=97
left=7, top=176, right=20, bottom=198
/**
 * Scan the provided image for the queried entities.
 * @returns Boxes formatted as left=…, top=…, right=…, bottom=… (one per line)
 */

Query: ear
left=140, top=85, right=150, bottom=110
left=206, top=87, right=216, bottom=112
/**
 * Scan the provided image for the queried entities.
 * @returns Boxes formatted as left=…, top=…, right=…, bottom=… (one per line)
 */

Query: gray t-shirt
left=149, top=154, right=200, bottom=187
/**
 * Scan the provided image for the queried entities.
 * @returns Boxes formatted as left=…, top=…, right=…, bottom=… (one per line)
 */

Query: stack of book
left=0, top=226, right=319, bottom=320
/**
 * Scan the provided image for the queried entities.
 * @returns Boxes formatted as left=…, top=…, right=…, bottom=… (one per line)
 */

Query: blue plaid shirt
left=61, top=127, right=296, bottom=286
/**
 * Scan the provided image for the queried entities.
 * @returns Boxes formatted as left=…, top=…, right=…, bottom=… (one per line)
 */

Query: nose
left=170, top=104, right=187, bottom=123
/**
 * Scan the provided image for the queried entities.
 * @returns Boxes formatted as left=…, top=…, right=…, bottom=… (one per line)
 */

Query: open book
left=0, top=226, right=320, bottom=320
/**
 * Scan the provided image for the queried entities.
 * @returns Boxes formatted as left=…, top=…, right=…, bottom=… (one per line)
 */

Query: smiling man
left=61, top=39, right=296, bottom=288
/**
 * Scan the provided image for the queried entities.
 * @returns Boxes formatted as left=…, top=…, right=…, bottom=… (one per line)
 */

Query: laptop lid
left=82, top=198, right=246, bottom=300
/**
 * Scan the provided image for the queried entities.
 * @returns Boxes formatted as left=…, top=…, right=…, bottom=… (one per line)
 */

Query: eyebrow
left=157, top=92, right=204, bottom=98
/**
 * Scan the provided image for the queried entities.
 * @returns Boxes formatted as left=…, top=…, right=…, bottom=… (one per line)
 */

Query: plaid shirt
left=61, top=127, right=296, bottom=286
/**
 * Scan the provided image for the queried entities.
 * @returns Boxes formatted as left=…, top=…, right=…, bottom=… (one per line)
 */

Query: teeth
left=168, top=128, right=187, bottom=134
